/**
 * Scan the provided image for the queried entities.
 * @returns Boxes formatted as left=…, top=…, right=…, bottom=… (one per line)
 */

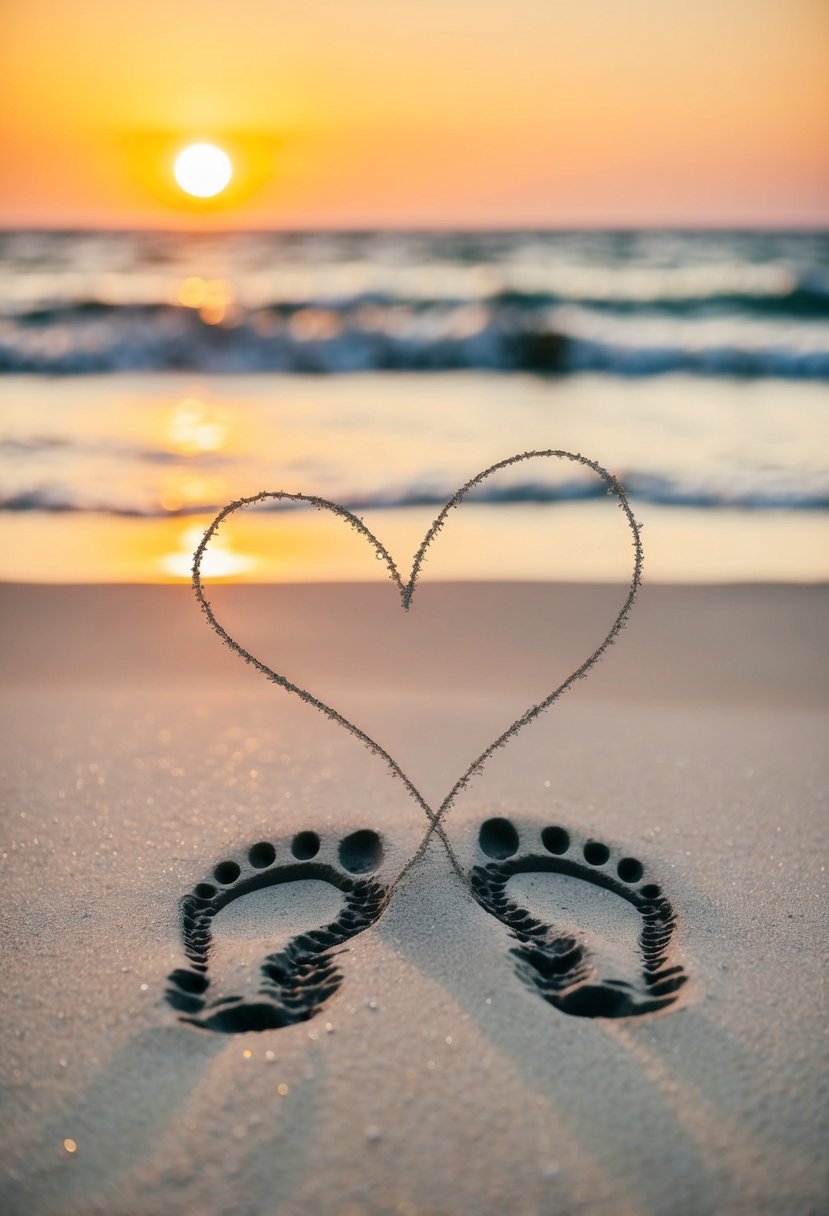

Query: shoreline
left=4, top=504, right=829, bottom=585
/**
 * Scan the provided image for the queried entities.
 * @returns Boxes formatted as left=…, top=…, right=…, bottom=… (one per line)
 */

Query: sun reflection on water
left=160, top=524, right=254, bottom=580
left=158, top=473, right=228, bottom=514
left=175, top=277, right=236, bottom=325
left=166, top=397, right=230, bottom=455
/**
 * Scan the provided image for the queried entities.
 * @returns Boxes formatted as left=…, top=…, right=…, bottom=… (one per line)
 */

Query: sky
left=1, top=0, right=828, bottom=228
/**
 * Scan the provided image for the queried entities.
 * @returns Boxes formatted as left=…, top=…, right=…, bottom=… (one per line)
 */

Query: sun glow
left=173, top=143, right=233, bottom=199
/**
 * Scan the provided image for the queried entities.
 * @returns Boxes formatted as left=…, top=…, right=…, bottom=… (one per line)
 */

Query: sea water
left=1, top=229, right=827, bottom=581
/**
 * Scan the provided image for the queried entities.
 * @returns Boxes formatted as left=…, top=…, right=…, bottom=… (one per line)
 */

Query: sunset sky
left=1, top=0, right=828, bottom=228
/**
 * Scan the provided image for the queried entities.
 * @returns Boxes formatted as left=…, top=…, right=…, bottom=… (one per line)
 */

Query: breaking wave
left=2, top=293, right=829, bottom=377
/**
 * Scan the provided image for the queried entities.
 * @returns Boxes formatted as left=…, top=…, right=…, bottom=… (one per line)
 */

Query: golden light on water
left=160, top=525, right=255, bottom=580
left=166, top=398, right=229, bottom=455
left=173, top=143, right=233, bottom=198
left=158, top=397, right=233, bottom=513
left=176, top=278, right=235, bottom=325
left=158, top=473, right=228, bottom=514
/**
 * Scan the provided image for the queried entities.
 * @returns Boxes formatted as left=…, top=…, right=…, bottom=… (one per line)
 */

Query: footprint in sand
left=166, top=829, right=388, bottom=1033
left=468, top=818, right=687, bottom=1018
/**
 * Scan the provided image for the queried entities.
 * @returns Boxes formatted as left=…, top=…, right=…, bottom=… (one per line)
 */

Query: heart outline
left=192, top=450, right=643, bottom=890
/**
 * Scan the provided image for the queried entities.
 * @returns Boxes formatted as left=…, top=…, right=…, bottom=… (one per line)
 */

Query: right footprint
left=469, top=818, right=688, bottom=1018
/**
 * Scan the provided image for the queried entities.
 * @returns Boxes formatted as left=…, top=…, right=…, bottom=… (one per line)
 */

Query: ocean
left=1, top=229, right=827, bottom=582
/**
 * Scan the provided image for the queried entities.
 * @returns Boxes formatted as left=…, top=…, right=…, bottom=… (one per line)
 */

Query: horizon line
left=1, top=221, right=828, bottom=235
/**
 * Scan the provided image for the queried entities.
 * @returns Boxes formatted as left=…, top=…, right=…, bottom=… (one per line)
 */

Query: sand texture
left=1, top=581, right=827, bottom=1216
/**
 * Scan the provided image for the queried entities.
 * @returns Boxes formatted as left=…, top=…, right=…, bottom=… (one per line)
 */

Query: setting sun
left=173, top=142, right=233, bottom=199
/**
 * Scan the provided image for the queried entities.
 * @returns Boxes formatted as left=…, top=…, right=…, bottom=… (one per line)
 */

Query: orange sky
left=1, top=0, right=828, bottom=228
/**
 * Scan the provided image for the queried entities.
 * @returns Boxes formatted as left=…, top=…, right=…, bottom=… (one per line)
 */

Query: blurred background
left=1, top=0, right=827, bottom=586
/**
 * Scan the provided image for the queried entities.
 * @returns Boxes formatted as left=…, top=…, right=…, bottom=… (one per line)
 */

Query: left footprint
left=166, top=829, right=388, bottom=1032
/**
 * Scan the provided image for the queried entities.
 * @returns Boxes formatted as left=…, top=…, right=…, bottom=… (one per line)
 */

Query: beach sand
left=1, top=580, right=827, bottom=1215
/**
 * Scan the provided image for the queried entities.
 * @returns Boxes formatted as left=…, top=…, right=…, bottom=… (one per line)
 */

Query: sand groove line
left=192, top=449, right=643, bottom=904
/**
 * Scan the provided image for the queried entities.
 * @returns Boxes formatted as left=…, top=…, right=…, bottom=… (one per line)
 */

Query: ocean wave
left=1, top=296, right=829, bottom=378
left=3, top=474, right=827, bottom=516
left=490, top=280, right=829, bottom=318
left=7, top=265, right=829, bottom=319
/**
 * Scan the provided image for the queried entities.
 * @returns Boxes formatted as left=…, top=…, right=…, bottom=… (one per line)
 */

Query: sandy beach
left=1, top=579, right=826, bottom=1215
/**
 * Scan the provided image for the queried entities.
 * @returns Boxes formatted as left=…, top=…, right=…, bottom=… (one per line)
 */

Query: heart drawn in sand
left=193, top=450, right=642, bottom=881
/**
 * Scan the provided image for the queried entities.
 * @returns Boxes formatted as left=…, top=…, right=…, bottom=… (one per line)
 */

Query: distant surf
left=1, top=228, right=828, bottom=377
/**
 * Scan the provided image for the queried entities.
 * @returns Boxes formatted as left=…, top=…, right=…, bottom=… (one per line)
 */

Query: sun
left=174, top=143, right=233, bottom=199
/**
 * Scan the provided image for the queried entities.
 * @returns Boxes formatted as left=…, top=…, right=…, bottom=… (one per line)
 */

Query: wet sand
left=1, top=581, right=827, bottom=1215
